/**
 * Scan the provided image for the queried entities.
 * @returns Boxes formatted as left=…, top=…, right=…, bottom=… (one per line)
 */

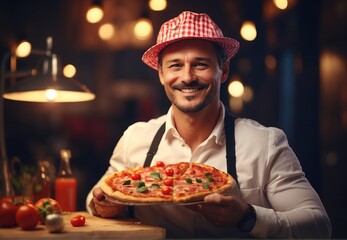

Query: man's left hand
left=186, top=193, right=249, bottom=228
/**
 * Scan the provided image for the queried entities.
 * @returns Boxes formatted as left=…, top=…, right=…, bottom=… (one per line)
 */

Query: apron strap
left=144, top=123, right=166, bottom=167
left=143, top=105, right=238, bottom=186
left=224, top=106, right=239, bottom=186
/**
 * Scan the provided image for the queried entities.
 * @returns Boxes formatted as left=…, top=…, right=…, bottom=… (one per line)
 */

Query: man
left=87, top=11, right=331, bottom=238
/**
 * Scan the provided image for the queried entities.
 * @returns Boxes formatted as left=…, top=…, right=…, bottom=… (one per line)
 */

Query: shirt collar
left=164, top=107, right=180, bottom=140
left=163, top=103, right=226, bottom=145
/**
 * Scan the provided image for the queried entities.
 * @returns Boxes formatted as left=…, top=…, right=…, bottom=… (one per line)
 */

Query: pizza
left=100, top=161, right=235, bottom=204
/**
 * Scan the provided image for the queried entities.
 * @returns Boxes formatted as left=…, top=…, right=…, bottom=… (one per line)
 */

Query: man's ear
left=221, top=60, right=230, bottom=84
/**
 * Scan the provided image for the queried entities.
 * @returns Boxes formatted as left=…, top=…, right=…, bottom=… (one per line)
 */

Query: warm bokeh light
left=242, top=86, right=254, bottom=102
left=15, top=41, right=32, bottom=58
left=133, top=18, right=153, bottom=41
left=63, top=64, right=77, bottom=78
left=240, top=21, right=257, bottom=41
left=273, top=0, right=288, bottom=10
left=45, top=89, right=57, bottom=101
left=98, top=23, right=115, bottom=40
left=86, top=6, right=104, bottom=23
left=229, top=97, right=243, bottom=113
left=148, top=0, right=167, bottom=11
left=265, top=54, right=277, bottom=70
left=228, top=80, right=244, bottom=98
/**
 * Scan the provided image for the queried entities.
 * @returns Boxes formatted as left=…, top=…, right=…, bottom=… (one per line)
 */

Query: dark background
left=0, top=0, right=346, bottom=238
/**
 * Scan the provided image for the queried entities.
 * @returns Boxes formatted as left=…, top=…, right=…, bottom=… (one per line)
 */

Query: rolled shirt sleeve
left=243, top=125, right=332, bottom=238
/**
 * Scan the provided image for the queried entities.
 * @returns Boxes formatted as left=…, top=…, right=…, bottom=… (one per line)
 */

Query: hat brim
left=142, top=37, right=240, bottom=70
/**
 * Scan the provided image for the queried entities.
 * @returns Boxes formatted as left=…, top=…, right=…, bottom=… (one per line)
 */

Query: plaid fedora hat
left=142, top=11, right=240, bottom=70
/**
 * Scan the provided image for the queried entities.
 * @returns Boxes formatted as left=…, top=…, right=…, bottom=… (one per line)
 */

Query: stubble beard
left=165, top=86, right=217, bottom=113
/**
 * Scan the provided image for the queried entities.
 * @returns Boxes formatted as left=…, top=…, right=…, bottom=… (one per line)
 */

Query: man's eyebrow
left=164, top=57, right=212, bottom=64
left=163, top=58, right=180, bottom=67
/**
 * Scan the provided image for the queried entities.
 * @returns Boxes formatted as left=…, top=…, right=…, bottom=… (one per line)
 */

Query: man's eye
left=195, top=63, right=208, bottom=68
left=168, top=64, right=181, bottom=69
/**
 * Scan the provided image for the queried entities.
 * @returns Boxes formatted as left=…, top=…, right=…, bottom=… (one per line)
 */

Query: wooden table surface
left=0, top=211, right=165, bottom=239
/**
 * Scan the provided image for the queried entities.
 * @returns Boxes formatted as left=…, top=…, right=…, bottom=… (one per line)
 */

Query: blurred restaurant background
left=0, top=0, right=346, bottom=237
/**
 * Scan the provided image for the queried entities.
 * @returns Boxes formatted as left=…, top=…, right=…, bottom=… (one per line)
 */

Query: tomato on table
left=71, top=214, right=86, bottom=227
left=16, top=203, right=41, bottom=230
left=0, top=199, right=18, bottom=227
left=35, top=197, right=61, bottom=211
left=35, top=197, right=62, bottom=224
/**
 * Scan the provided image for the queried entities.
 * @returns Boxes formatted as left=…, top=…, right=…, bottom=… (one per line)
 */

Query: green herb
left=185, top=178, right=193, bottom=184
left=150, top=183, right=161, bottom=188
left=150, top=172, right=162, bottom=180
left=205, top=173, right=212, bottom=178
left=136, top=181, right=145, bottom=188
left=202, top=183, right=211, bottom=189
left=195, top=178, right=202, bottom=183
left=123, top=180, right=131, bottom=185
left=207, top=176, right=214, bottom=182
left=205, top=173, right=214, bottom=182
left=136, top=186, right=148, bottom=193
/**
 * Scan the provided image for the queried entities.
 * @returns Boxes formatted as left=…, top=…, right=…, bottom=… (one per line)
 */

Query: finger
left=204, top=193, right=233, bottom=206
left=95, top=204, right=124, bottom=218
left=93, top=187, right=106, bottom=201
left=88, top=198, right=99, bottom=216
left=185, top=203, right=204, bottom=212
left=94, top=198, right=117, bottom=207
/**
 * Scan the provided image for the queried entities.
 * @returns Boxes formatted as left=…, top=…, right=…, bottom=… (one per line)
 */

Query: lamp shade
left=3, top=75, right=95, bottom=102
left=3, top=54, right=95, bottom=102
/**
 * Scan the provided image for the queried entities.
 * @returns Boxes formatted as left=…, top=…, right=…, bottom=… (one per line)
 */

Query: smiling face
left=158, top=39, right=229, bottom=113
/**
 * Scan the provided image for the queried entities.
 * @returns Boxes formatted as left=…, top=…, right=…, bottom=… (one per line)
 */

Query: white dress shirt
left=86, top=104, right=331, bottom=238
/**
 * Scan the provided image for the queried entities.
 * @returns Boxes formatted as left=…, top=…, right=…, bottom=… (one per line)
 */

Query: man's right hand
left=89, top=187, right=127, bottom=218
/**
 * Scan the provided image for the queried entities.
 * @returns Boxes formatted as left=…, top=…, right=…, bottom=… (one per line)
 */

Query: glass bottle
left=0, top=155, right=14, bottom=201
left=32, top=160, right=51, bottom=202
left=55, top=149, right=77, bottom=212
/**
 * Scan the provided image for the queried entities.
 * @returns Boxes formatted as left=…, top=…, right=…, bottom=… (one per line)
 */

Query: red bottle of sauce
left=55, top=149, right=76, bottom=212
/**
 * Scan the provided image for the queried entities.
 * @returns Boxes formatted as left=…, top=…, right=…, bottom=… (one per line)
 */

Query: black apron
left=129, top=106, right=238, bottom=218
left=144, top=106, right=238, bottom=184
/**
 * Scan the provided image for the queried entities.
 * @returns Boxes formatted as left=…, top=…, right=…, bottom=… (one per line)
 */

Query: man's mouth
left=174, top=83, right=206, bottom=93
left=180, top=88, right=201, bottom=93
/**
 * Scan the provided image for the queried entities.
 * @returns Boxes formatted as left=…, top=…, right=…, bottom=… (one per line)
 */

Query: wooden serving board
left=0, top=211, right=165, bottom=239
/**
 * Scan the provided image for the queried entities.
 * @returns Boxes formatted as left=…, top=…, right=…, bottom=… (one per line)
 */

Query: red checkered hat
left=142, top=11, right=240, bottom=70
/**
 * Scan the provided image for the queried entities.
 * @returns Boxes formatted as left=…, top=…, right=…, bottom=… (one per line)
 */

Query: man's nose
left=181, top=65, right=195, bottom=83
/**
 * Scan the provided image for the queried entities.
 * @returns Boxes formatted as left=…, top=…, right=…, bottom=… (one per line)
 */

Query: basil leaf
left=136, top=181, right=145, bottom=188
left=205, top=173, right=214, bottom=182
left=123, top=180, right=131, bottom=185
left=185, top=178, right=193, bottom=184
left=136, top=186, right=148, bottom=193
left=202, top=183, right=211, bottom=189
left=150, top=172, right=162, bottom=180
left=207, top=176, right=214, bottom=182
left=196, top=178, right=202, bottom=183
left=205, top=173, right=212, bottom=178
left=150, top=183, right=161, bottom=188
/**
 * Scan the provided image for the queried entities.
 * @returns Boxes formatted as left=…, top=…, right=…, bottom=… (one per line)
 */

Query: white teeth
left=181, top=88, right=198, bottom=93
